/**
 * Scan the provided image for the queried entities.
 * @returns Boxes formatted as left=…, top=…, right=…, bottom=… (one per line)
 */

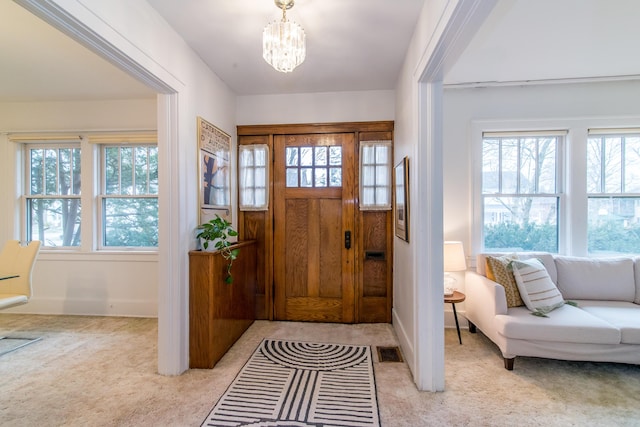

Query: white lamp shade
left=444, top=241, right=466, bottom=272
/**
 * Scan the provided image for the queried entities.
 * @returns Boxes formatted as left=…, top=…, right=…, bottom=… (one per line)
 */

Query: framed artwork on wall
left=394, top=156, right=409, bottom=242
left=197, top=116, right=231, bottom=223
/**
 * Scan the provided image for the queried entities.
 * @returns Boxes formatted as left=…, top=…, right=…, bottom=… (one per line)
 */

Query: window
left=19, top=132, right=158, bottom=251
left=285, top=146, right=342, bottom=188
left=101, top=145, right=158, bottom=248
left=587, top=130, right=640, bottom=255
left=360, top=141, right=392, bottom=210
left=26, top=144, right=82, bottom=247
left=481, top=132, right=563, bottom=252
left=239, top=144, right=269, bottom=210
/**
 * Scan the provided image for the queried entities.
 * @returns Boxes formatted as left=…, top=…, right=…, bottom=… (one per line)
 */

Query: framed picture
left=394, top=156, right=409, bottom=242
left=198, top=117, right=231, bottom=223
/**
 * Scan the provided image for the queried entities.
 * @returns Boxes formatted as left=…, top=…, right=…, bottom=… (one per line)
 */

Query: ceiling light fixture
left=263, top=0, right=306, bottom=73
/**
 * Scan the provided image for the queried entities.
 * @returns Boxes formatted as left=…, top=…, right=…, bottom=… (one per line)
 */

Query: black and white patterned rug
left=201, top=339, right=380, bottom=427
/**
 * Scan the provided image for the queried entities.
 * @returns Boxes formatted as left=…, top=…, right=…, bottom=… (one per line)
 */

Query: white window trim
left=471, top=117, right=640, bottom=258
left=10, top=132, right=157, bottom=254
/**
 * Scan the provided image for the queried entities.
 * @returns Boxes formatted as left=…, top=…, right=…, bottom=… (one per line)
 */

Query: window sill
left=38, top=250, right=158, bottom=262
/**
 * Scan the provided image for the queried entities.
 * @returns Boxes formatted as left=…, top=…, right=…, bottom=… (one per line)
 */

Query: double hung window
left=481, top=132, right=563, bottom=252
left=587, top=130, right=640, bottom=255
left=101, top=145, right=158, bottom=248
left=26, top=144, right=82, bottom=247
left=21, top=133, right=158, bottom=251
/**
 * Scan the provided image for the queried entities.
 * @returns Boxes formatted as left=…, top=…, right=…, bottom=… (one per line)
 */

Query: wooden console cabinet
left=189, top=240, right=257, bottom=368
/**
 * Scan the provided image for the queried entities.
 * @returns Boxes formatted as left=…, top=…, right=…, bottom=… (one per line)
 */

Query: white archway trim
left=412, top=0, right=496, bottom=391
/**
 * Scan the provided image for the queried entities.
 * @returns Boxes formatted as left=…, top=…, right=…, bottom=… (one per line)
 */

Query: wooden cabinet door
left=273, top=133, right=356, bottom=322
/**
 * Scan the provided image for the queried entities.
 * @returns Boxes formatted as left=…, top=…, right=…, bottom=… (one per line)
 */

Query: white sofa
left=465, top=252, right=640, bottom=370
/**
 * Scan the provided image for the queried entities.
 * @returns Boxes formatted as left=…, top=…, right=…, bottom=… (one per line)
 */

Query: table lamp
left=444, top=241, right=466, bottom=296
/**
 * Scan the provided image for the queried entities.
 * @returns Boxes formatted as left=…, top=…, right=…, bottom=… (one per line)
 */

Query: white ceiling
left=446, top=0, right=640, bottom=86
left=1, top=0, right=640, bottom=103
left=145, top=0, right=426, bottom=95
left=0, top=1, right=155, bottom=102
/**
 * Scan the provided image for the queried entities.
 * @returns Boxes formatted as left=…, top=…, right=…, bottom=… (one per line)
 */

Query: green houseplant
left=197, top=215, right=240, bottom=284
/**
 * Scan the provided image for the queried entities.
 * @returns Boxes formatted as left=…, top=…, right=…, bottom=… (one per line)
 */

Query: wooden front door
left=273, top=133, right=356, bottom=322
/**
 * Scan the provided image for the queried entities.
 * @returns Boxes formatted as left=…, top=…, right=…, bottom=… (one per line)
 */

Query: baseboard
left=444, top=307, right=469, bottom=329
left=392, top=308, right=414, bottom=374
left=2, top=297, right=157, bottom=317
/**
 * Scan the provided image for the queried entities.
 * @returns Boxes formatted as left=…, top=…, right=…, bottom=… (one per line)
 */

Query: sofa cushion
left=495, top=304, right=621, bottom=344
left=477, top=252, right=557, bottom=283
left=510, top=258, right=565, bottom=316
left=486, top=255, right=524, bottom=308
left=554, top=256, right=636, bottom=302
left=577, top=301, right=640, bottom=345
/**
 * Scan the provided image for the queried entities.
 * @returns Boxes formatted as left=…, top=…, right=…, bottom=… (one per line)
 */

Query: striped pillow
left=510, top=258, right=565, bottom=317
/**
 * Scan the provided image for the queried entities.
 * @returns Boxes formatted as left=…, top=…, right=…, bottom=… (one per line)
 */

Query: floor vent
left=376, top=346, right=403, bottom=363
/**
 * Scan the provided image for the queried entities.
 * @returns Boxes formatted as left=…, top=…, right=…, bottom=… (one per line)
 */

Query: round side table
left=444, top=290, right=466, bottom=344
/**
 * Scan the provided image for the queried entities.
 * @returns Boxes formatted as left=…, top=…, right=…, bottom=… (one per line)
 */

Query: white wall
left=0, top=98, right=158, bottom=317
left=237, top=90, right=395, bottom=125
left=442, top=79, right=640, bottom=302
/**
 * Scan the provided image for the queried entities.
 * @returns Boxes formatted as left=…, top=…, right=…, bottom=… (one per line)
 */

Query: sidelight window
left=360, top=140, right=392, bottom=210
left=239, top=144, right=269, bottom=210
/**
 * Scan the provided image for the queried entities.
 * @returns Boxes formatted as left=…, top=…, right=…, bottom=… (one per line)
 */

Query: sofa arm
left=464, top=271, right=508, bottom=333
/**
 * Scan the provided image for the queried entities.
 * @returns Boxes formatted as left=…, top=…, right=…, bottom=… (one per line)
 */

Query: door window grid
left=285, top=146, right=342, bottom=188
left=587, top=131, right=640, bottom=255
left=360, top=140, right=392, bottom=210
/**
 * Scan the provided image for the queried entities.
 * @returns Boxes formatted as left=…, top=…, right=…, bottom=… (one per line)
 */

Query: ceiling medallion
left=262, top=0, right=306, bottom=73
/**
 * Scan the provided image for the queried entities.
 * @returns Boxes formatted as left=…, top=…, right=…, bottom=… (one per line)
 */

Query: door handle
left=345, top=231, right=351, bottom=249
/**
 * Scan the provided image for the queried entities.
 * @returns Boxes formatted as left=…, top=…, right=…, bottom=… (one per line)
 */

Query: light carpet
left=201, top=339, right=380, bottom=427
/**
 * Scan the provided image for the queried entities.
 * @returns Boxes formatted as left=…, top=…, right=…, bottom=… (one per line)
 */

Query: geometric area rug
left=201, top=339, right=380, bottom=427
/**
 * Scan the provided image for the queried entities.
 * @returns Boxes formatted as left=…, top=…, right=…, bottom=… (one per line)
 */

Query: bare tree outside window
left=587, top=134, right=640, bottom=255
left=27, top=146, right=82, bottom=247
left=481, top=134, right=560, bottom=252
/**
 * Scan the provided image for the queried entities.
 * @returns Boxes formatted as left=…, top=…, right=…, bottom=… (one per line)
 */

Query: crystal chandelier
left=263, top=0, right=306, bottom=73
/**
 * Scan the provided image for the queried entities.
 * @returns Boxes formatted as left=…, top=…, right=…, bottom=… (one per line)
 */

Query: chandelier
left=263, top=0, right=306, bottom=73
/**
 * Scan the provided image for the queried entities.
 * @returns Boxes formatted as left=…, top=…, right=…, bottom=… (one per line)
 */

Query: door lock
left=345, top=231, right=351, bottom=249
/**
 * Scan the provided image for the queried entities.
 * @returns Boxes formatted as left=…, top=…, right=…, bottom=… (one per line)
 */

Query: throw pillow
left=510, top=258, right=565, bottom=317
left=486, top=255, right=524, bottom=308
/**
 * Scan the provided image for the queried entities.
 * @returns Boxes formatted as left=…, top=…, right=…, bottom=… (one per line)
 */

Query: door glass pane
left=315, top=168, right=327, bottom=187
left=286, top=168, right=298, bottom=187
left=329, top=168, right=342, bottom=187
left=286, top=147, right=299, bottom=166
left=300, top=168, right=313, bottom=187
left=300, top=147, right=313, bottom=166
left=329, top=146, right=342, bottom=165
left=315, top=146, right=327, bottom=166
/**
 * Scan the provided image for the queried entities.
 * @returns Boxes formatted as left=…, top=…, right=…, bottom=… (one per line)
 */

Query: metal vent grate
left=376, top=346, right=403, bottom=362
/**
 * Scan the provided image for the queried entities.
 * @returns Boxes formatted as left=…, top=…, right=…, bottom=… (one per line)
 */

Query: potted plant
left=197, top=215, right=240, bottom=284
